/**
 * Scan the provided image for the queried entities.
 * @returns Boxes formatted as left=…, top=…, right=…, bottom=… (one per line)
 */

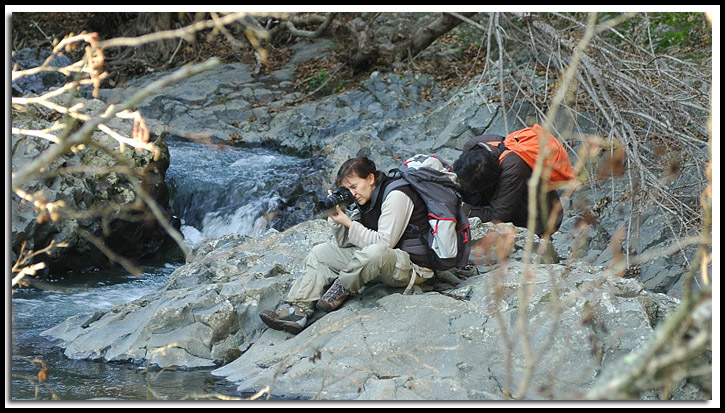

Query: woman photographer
left=260, top=156, right=433, bottom=334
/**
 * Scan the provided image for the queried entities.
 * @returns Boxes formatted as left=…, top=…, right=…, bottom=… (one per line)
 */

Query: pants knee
left=361, top=243, right=388, bottom=258
left=307, top=242, right=336, bottom=263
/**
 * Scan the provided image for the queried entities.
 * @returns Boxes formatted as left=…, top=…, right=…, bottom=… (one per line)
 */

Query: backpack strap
left=474, top=141, right=493, bottom=153
left=474, top=137, right=511, bottom=163
left=381, top=172, right=409, bottom=202
left=384, top=171, right=439, bottom=272
left=497, top=135, right=513, bottom=163
left=382, top=172, right=425, bottom=249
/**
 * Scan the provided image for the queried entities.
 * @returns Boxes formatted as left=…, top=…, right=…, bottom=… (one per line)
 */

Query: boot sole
left=316, top=299, right=345, bottom=313
left=259, top=312, right=305, bottom=335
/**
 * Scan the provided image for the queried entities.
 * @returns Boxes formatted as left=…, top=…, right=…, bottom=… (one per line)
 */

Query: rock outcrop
left=97, top=37, right=698, bottom=297
left=42, top=218, right=702, bottom=400
left=11, top=97, right=177, bottom=272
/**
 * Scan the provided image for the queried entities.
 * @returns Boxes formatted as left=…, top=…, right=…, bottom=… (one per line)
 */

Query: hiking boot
left=316, top=278, right=351, bottom=312
left=259, top=304, right=308, bottom=334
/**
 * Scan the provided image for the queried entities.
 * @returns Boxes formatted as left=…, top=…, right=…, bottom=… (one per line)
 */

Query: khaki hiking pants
left=286, top=242, right=422, bottom=316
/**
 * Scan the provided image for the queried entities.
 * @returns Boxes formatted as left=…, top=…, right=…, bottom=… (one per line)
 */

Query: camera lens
left=315, top=187, right=354, bottom=213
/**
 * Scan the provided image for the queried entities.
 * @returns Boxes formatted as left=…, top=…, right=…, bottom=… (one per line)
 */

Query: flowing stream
left=10, top=137, right=322, bottom=400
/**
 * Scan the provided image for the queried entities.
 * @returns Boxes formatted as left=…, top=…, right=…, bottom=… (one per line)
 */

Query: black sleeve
left=479, top=155, right=530, bottom=223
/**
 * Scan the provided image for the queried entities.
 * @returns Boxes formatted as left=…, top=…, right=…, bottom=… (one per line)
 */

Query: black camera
left=314, top=187, right=355, bottom=214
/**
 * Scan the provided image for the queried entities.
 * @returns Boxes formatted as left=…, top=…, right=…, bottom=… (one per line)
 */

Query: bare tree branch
left=281, top=12, right=336, bottom=38
left=12, top=57, right=221, bottom=188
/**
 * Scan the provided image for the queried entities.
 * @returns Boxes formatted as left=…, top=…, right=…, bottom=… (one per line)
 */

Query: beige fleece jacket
left=329, top=190, right=414, bottom=249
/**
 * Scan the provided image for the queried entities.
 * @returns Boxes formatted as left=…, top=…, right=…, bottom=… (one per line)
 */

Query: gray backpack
left=384, top=154, right=471, bottom=271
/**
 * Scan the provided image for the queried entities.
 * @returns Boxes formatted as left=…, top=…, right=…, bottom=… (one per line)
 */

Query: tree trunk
left=346, top=17, right=379, bottom=72
left=344, top=12, right=478, bottom=72
left=397, top=12, right=477, bottom=61
left=132, top=12, right=179, bottom=65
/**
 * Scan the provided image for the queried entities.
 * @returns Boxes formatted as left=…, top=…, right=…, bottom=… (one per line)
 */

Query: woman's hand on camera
left=329, top=204, right=352, bottom=228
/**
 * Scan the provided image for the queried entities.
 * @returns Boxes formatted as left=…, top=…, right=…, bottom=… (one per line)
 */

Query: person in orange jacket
left=453, top=134, right=564, bottom=236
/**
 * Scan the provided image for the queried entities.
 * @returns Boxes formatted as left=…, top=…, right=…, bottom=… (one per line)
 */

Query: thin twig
left=12, top=57, right=221, bottom=188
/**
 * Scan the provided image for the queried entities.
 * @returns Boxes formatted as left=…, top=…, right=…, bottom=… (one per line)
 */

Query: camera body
left=315, top=187, right=355, bottom=214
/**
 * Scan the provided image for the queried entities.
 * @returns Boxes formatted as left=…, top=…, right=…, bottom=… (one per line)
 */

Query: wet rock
left=11, top=48, right=72, bottom=96
left=11, top=97, right=176, bottom=272
left=41, top=219, right=701, bottom=400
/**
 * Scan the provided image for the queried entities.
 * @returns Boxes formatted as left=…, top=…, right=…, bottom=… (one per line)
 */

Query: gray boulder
left=41, top=219, right=332, bottom=368
left=11, top=97, right=176, bottom=271
left=41, top=218, right=691, bottom=400
left=100, top=38, right=531, bottom=189
left=212, top=252, right=680, bottom=400
left=11, top=48, right=72, bottom=96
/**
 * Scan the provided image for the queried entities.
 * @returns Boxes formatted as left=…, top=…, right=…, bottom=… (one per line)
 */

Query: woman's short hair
left=453, top=145, right=502, bottom=193
left=336, top=157, right=381, bottom=187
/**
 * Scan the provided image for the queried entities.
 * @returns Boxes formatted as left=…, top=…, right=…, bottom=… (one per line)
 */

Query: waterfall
left=165, top=136, right=322, bottom=248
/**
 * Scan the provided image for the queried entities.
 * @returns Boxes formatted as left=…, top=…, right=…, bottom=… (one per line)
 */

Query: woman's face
left=341, top=173, right=376, bottom=206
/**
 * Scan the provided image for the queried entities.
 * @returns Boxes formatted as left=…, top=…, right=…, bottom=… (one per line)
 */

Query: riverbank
left=11, top=12, right=713, bottom=402
left=10, top=142, right=319, bottom=401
